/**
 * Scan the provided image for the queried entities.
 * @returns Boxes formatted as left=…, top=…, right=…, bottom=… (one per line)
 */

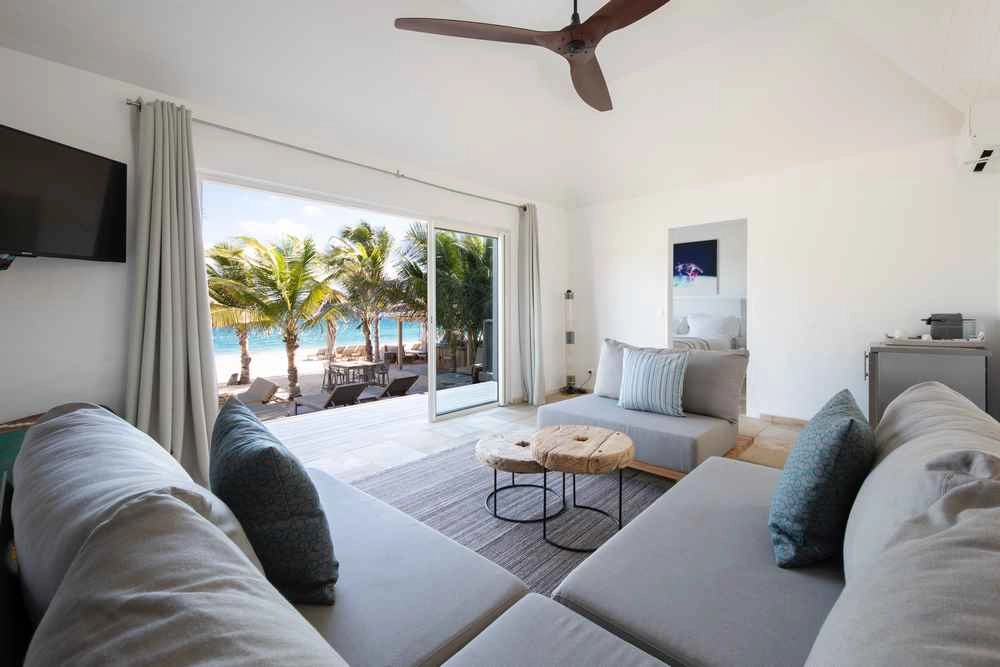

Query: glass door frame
left=426, top=220, right=508, bottom=421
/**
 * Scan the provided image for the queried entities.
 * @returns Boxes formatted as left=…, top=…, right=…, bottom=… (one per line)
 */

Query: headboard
left=671, top=296, right=747, bottom=337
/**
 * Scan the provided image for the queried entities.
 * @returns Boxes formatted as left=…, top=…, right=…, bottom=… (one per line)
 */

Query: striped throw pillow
left=618, top=349, right=689, bottom=416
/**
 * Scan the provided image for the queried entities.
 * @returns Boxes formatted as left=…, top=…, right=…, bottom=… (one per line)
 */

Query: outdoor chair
left=291, top=383, right=368, bottom=415
left=374, top=362, right=389, bottom=386
left=235, top=378, right=279, bottom=405
left=359, top=375, right=418, bottom=403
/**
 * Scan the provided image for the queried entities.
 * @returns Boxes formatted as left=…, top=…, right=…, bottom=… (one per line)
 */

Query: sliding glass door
left=427, top=224, right=503, bottom=418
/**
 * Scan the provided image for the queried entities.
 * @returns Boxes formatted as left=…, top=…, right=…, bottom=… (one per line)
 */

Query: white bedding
left=672, top=336, right=739, bottom=351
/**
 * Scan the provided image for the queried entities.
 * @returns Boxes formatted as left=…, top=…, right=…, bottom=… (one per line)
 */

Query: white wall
left=571, top=139, right=1000, bottom=420
left=0, top=46, right=569, bottom=422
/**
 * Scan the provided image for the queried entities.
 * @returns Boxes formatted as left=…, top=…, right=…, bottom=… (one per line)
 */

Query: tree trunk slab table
left=529, top=425, right=636, bottom=553
left=475, top=433, right=566, bottom=524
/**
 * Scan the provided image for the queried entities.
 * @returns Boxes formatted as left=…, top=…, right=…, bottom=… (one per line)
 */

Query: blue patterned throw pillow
left=618, top=349, right=689, bottom=417
left=768, top=390, right=876, bottom=568
left=211, top=399, right=338, bottom=604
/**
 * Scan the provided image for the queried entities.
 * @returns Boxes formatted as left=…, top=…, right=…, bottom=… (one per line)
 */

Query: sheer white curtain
left=518, top=204, right=545, bottom=405
left=125, top=100, right=217, bottom=484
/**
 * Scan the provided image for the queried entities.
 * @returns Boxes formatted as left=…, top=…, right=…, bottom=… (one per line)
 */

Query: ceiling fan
left=395, top=0, right=671, bottom=112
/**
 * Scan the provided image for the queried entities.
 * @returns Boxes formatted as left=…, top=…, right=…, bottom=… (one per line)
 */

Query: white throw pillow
left=594, top=339, right=669, bottom=400
left=685, top=314, right=739, bottom=339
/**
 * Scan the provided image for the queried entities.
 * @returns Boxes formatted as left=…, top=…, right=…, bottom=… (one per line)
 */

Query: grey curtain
left=518, top=204, right=545, bottom=405
left=125, top=100, right=216, bottom=484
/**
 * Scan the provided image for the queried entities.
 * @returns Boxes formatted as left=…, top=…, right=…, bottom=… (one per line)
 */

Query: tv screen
left=0, top=124, right=126, bottom=263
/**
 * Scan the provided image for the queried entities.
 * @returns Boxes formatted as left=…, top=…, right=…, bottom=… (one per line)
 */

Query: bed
left=671, top=297, right=746, bottom=351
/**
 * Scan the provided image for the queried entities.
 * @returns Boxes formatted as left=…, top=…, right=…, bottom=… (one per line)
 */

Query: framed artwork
left=673, top=239, right=718, bottom=295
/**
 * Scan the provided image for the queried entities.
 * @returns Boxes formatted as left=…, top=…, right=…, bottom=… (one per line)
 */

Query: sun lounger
left=235, top=378, right=279, bottom=405
left=359, top=375, right=419, bottom=402
left=292, top=383, right=368, bottom=415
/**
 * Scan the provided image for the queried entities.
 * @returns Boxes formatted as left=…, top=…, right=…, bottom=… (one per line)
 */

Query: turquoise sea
left=212, top=316, right=422, bottom=355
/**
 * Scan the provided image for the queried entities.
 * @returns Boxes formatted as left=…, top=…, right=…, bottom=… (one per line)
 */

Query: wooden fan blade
left=395, top=18, right=553, bottom=46
left=585, top=0, right=671, bottom=37
left=569, top=56, right=613, bottom=112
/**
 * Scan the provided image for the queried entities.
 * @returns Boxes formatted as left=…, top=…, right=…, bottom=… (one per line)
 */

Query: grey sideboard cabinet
left=866, top=344, right=991, bottom=426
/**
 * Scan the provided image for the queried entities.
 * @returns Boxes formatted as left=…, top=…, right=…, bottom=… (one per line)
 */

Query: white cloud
left=302, top=204, right=323, bottom=217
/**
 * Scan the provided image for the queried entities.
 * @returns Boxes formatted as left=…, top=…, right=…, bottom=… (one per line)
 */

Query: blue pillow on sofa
left=211, top=399, right=338, bottom=604
left=768, top=389, right=876, bottom=568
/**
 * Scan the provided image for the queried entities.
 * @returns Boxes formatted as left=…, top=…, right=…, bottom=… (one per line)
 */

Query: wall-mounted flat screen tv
left=0, top=123, right=126, bottom=263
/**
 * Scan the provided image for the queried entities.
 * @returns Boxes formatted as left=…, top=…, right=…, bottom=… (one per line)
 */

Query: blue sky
left=201, top=180, right=423, bottom=278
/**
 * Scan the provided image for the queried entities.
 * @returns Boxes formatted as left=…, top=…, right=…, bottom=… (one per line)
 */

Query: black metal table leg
left=542, top=468, right=626, bottom=553
left=484, top=468, right=565, bottom=524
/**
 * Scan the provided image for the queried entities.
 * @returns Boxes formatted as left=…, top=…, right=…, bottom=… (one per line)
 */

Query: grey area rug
left=354, top=441, right=673, bottom=595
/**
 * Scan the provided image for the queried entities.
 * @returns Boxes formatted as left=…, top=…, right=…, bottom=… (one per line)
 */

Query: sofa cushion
left=682, top=350, right=748, bottom=423
left=538, top=394, right=735, bottom=472
left=619, top=348, right=689, bottom=416
left=768, top=389, right=875, bottom=567
left=25, top=491, right=346, bottom=667
left=843, top=382, right=1000, bottom=580
left=12, top=403, right=260, bottom=622
left=297, top=469, right=528, bottom=666
left=594, top=340, right=748, bottom=422
left=554, top=457, right=844, bottom=667
left=807, top=472, right=1000, bottom=667
left=211, top=399, right=338, bottom=604
left=444, top=593, right=666, bottom=667
left=595, top=339, right=663, bottom=399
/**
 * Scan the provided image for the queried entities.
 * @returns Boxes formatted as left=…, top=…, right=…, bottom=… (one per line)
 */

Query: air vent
left=973, top=149, right=994, bottom=173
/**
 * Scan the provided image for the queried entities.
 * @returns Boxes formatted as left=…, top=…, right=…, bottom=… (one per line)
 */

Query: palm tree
left=206, top=242, right=264, bottom=385
left=395, top=222, right=429, bottom=350
left=454, top=234, right=494, bottom=367
left=227, top=236, right=341, bottom=397
left=327, top=221, right=394, bottom=362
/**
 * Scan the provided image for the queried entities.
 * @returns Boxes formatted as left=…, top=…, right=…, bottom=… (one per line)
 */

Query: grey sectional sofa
left=538, top=347, right=749, bottom=477
left=14, top=381, right=1000, bottom=665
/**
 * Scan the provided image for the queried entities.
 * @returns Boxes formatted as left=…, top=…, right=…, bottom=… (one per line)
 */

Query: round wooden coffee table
left=530, top=425, right=635, bottom=552
left=475, top=433, right=566, bottom=524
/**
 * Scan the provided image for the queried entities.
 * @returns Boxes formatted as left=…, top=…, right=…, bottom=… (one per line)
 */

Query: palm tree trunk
left=325, top=318, right=338, bottom=360
left=361, top=318, right=374, bottom=362
left=285, top=333, right=300, bottom=398
left=373, top=312, right=382, bottom=361
left=237, top=325, right=252, bottom=385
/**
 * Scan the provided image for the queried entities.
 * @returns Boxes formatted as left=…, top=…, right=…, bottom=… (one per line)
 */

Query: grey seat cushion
left=554, top=457, right=844, bottom=667
left=12, top=403, right=261, bottom=622
left=297, top=470, right=528, bottom=666
left=808, top=471, right=1000, bottom=667
left=25, top=491, right=346, bottom=667
left=537, top=394, right=735, bottom=472
left=445, top=593, right=667, bottom=667
left=843, top=381, right=1000, bottom=580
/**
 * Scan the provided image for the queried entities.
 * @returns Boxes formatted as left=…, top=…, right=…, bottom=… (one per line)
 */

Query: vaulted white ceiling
left=0, top=1, right=995, bottom=206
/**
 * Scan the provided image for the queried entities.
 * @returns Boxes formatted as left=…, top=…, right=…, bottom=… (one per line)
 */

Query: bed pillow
left=25, top=492, right=346, bottom=667
left=211, top=399, right=338, bottom=604
left=594, top=339, right=668, bottom=400
left=768, top=389, right=876, bottom=567
left=618, top=349, right=689, bottom=417
left=685, top=313, right=740, bottom=339
left=12, top=403, right=261, bottom=622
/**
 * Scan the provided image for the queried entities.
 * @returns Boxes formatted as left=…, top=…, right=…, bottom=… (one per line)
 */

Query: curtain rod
left=125, top=98, right=526, bottom=212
